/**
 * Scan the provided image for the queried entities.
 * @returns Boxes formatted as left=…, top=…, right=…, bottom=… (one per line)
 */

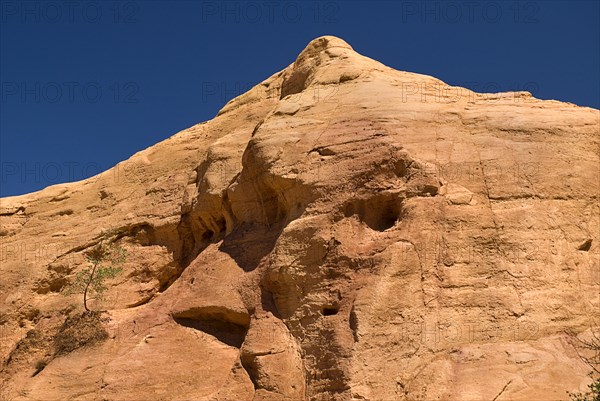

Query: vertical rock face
left=0, top=36, right=598, bottom=401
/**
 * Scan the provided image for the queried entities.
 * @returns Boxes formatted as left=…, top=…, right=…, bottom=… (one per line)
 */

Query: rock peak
left=303, top=35, right=353, bottom=52
left=294, top=35, right=353, bottom=64
left=279, top=36, right=358, bottom=98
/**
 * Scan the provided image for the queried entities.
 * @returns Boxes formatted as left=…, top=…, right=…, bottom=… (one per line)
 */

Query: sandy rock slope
left=1, top=36, right=599, bottom=401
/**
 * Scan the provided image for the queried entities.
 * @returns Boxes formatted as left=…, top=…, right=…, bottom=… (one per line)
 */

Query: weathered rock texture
left=1, top=36, right=599, bottom=401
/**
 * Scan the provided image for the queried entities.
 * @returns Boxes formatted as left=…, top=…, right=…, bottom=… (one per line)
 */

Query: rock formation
left=0, top=36, right=598, bottom=401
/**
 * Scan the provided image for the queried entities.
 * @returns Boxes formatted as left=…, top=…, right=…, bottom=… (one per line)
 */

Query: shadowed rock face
left=0, top=36, right=598, bottom=401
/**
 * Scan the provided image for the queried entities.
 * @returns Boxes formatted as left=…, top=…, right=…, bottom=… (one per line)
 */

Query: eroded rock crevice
left=254, top=149, right=445, bottom=400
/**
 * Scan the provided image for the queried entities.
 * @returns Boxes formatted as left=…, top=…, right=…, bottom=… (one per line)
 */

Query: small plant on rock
left=64, top=242, right=126, bottom=312
left=567, top=377, right=600, bottom=401
left=568, top=328, right=600, bottom=401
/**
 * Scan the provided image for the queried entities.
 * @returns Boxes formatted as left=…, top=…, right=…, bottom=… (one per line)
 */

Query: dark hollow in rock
left=349, top=305, right=359, bottom=343
left=172, top=306, right=250, bottom=348
left=322, top=307, right=339, bottom=316
left=343, top=192, right=403, bottom=232
left=578, top=239, right=593, bottom=251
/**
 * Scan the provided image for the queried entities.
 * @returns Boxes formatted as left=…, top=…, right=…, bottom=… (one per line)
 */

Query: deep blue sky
left=1, top=0, right=599, bottom=197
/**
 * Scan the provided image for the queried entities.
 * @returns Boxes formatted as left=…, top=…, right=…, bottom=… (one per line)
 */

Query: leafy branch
left=568, top=327, right=600, bottom=401
left=63, top=242, right=126, bottom=312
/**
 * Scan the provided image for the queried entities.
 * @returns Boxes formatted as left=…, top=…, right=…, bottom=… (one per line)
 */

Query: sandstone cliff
left=0, top=36, right=598, bottom=401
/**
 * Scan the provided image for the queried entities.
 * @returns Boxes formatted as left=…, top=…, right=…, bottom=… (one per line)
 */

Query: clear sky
left=1, top=0, right=598, bottom=197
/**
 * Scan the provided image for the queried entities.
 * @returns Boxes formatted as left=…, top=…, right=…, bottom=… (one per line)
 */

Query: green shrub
left=63, top=242, right=126, bottom=311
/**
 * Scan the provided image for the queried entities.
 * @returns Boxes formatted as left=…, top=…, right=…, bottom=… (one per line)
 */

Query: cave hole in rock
left=420, top=184, right=439, bottom=197
left=322, top=307, right=339, bottom=316
left=578, top=239, right=592, bottom=251
left=172, top=308, right=250, bottom=348
left=343, top=193, right=403, bottom=231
